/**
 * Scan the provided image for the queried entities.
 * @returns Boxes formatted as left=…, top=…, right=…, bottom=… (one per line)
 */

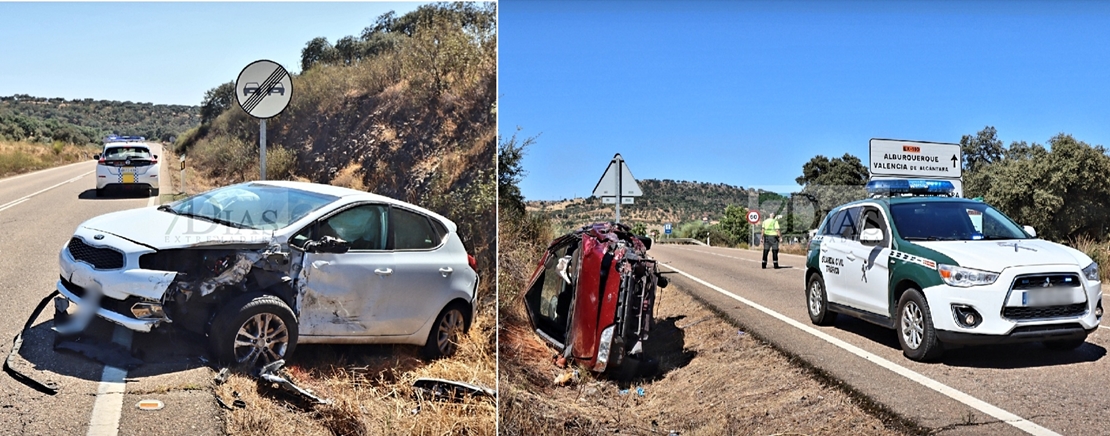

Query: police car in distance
left=94, top=136, right=160, bottom=197
left=805, top=179, right=1102, bottom=361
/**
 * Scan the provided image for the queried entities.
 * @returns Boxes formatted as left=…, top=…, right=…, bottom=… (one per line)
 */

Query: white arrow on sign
left=235, top=60, right=293, bottom=120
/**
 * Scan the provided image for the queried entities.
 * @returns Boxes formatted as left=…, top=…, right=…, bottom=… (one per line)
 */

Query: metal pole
left=615, top=157, right=622, bottom=223
left=259, top=119, right=267, bottom=180
left=180, top=158, right=186, bottom=194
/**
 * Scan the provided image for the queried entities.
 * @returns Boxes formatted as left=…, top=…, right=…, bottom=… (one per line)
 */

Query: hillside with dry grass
left=174, top=4, right=496, bottom=434
left=527, top=179, right=783, bottom=233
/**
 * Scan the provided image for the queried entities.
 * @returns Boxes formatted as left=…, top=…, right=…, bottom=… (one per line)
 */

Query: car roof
left=835, top=195, right=978, bottom=211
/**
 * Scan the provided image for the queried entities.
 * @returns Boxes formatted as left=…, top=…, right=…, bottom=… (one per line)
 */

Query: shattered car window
left=163, top=183, right=338, bottom=231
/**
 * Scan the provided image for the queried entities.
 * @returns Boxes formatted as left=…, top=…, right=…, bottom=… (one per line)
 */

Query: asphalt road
left=0, top=148, right=223, bottom=436
left=650, top=243, right=1110, bottom=436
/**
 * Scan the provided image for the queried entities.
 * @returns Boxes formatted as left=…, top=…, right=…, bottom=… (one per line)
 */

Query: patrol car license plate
left=1021, top=288, right=1084, bottom=307
left=121, top=168, right=136, bottom=184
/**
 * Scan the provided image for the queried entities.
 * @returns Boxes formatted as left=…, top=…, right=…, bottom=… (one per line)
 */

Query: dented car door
left=293, top=204, right=395, bottom=337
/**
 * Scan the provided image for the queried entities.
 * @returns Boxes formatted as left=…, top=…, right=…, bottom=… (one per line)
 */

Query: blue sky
left=0, top=2, right=422, bottom=106
left=500, top=0, right=1110, bottom=200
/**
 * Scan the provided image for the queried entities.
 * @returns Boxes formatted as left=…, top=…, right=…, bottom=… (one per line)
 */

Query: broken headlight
left=593, top=325, right=615, bottom=373
left=131, top=302, right=166, bottom=319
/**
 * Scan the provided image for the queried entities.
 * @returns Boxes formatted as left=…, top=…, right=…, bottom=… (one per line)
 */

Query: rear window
left=104, top=146, right=151, bottom=160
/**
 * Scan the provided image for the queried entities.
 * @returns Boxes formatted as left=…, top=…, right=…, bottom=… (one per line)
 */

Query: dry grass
left=1070, top=235, right=1110, bottom=281
left=0, top=140, right=98, bottom=178
left=216, top=309, right=496, bottom=436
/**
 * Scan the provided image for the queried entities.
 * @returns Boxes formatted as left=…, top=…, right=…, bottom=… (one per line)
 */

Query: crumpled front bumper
left=57, top=230, right=176, bottom=332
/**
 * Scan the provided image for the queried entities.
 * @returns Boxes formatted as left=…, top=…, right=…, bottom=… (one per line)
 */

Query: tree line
left=0, top=95, right=200, bottom=145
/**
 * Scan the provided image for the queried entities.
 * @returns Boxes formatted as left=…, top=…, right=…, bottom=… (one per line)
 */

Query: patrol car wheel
left=806, top=274, right=836, bottom=326
left=896, top=289, right=944, bottom=361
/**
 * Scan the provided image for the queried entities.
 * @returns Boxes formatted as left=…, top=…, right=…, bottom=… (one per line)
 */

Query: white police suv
left=805, top=179, right=1102, bottom=361
left=94, top=135, right=160, bottom=197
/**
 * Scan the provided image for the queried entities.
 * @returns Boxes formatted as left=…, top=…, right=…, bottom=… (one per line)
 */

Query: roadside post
left=179, top=154, right=186, bottom=194
left=747, top=210, right=761, bottom=248
left=235, top=60, right=293, bottom=181
left=592, top=153, right=643, bottom=223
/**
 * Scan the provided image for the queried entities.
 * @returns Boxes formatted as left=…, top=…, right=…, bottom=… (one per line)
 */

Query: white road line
left=86, top=326, right=132, bottom=436
left=661, top=263, right=1060, bottom=436
left=86, top=157, right=161, bottom=436
left=0, top=171, right=91, bottom=213
left=0, top=160, right=93, bottom=184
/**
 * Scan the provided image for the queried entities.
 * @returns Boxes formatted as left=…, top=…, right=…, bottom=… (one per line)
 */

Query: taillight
left=97, top=157, right=105, bottom=165
left=467, top=254, right=477, bottom=272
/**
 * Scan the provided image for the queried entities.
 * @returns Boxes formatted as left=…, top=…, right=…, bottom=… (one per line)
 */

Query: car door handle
left=374, top=268, right=393, bottom=276
left=846, top=253, right=856, bottom=261
left=439, top=267, right=453, bottom=277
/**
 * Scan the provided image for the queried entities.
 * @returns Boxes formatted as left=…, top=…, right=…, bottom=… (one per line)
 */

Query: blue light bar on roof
left=104, top=135, right=145, bottom=143
left=867, top=179, right=955, bottom=196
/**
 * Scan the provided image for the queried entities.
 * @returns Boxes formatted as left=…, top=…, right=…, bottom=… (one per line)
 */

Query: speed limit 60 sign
left=747, top=210, right=760, bottom=224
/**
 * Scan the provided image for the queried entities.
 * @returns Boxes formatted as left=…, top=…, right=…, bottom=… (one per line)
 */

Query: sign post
left=869, top=138, right=963, bottom=196
left=235, top=60, right=293, bottom=181
left=592, top=153, right=643, bottom=223
left=747, top=210, right=761, bottom=248
left=179, top=154, right=186, bottom=194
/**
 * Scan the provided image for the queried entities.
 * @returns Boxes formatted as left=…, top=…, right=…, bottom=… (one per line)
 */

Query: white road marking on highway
left=86, top=326, right=132, bottom=436
left=661, top=263, right=1061, bottom=436
left=0, top=160, right=93, bottom=184
left=0, top=171, right=91, bottom=213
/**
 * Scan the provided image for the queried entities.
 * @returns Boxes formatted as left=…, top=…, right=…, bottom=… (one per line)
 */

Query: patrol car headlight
left=1082, top=262, right=1099, bottom=282
left=938, top=264, right=999, bottom=287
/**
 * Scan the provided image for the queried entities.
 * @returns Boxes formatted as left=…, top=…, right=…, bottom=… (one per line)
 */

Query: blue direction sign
left=664, top=222, right=672, bottom=235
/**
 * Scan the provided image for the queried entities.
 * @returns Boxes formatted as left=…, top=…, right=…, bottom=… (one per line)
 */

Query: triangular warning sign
left=592, top=153, right=643, bottom=197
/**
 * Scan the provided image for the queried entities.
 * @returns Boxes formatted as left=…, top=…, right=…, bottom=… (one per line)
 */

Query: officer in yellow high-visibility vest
left=762, top=213, right=781, bottom=269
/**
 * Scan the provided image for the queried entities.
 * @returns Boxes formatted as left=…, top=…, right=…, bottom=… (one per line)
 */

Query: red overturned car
left=524, top=222, right=667, bottom=373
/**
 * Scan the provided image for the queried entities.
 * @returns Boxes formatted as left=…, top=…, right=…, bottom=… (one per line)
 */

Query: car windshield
left=103, top=146, right=151, bottom=160
left=162, top=183, right=339, bottom=231
left=890, top=201, right=1030, bottom=241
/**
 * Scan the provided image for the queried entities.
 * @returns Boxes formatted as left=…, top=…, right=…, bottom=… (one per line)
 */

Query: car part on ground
left=524, top=222, right=666, bottom=374
left=4, top=290, right=61, bottom=395
left=257, top=359, right=331, bottom=405
left=412, top=377, right=495, bottom=402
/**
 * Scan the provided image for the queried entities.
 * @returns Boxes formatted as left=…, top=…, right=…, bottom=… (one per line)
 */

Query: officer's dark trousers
left=762, top=235, right=780, bottom=267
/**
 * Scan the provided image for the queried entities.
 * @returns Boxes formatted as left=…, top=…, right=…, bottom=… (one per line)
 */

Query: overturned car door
left=524, top=222, right=664, bottom=373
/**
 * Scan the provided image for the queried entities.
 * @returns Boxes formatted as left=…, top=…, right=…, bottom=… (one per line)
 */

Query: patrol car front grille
left=1003, top=303, right=1087, bottom=320
left=1011, top=274, right=1081, bottom=290
left=67, top=237, right=124, bottom=270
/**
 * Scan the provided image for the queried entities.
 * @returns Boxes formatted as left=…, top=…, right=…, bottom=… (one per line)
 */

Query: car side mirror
left=1023, top=225, right=1037, bottom=238
left=93, top=154, right=100, bottom=160
left=860, top=228, right=884, bottom=244
left=153, top=154, right=159, bottom=160
left=304, top=236, right=350, bottom=254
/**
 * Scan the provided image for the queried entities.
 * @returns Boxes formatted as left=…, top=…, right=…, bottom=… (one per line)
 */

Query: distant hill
left=527, top=179, right=798, bottom=232
left=0, top=95, right=199, bottom=145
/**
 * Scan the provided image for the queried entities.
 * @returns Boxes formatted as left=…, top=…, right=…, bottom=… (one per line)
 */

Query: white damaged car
left=58, top=181, right=479, bottom=366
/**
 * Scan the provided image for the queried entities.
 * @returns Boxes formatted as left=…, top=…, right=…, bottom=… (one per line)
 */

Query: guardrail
left=654, top=238, right=707, bottom=246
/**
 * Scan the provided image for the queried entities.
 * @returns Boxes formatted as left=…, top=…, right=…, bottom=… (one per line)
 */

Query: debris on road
left=213, top=367, right=230, bottom=385
left=412, top=378, right=495, bottom=402
left=553, top=370, right=579, bottom=386
left=257, top=359, right=331, bottom=405
left=4, top=290, right=60, bottom=395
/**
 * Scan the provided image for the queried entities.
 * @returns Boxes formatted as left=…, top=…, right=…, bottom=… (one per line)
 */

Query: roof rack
left=867, top=179, right=956, bottom=197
